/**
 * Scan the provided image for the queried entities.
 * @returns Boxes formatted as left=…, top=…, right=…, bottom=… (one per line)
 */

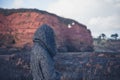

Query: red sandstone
left=0, top=9, right=93, bottom=52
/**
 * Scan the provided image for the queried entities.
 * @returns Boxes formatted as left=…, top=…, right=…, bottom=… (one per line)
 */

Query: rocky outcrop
left=0, top=8, right=93, bottom=52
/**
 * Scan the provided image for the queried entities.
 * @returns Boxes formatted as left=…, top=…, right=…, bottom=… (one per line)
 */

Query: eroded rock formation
left=0, top=8, right=93, bottom=52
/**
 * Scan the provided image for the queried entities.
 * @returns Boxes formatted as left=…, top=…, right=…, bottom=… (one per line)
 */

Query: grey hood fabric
left=31, top=24, right=60, bottom=80
left=33, top=24, right=57, bottom=57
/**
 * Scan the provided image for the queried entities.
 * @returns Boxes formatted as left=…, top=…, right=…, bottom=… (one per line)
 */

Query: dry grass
left=0, top=50, right=120, bottom=80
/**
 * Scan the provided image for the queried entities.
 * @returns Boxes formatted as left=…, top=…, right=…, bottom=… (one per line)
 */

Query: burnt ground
left=55, top=52, right=120, bottom=80
left=0, top=48, right=120, bottom=80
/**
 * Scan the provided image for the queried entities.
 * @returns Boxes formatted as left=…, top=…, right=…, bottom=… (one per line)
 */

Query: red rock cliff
left=0, top=8, right=93, bottom=52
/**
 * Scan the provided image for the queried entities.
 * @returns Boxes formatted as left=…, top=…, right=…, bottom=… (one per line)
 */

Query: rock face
left=0, top=8, right=93, bottom=52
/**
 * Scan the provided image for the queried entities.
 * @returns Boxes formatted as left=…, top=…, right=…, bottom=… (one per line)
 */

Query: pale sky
left=0, top=0, right=120, bottom=38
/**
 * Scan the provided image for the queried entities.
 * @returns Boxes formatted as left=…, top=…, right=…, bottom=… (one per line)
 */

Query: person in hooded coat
left=31, top=24, right=60, bottom=80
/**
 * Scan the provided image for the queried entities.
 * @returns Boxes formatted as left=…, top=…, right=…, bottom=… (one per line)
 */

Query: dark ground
left=0, top=48, right=120, bottom=80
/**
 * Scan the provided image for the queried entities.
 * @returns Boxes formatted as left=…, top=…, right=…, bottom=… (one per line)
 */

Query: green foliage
left=111, top=33, right=119, bottom=40
left=0, top=33, right=15, bottom=46
left=100, top=33, right=106, bottom=39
